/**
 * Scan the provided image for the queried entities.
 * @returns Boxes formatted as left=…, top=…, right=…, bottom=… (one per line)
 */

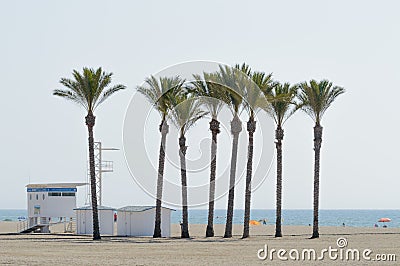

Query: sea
left=1, top=209, right=399, bottom=227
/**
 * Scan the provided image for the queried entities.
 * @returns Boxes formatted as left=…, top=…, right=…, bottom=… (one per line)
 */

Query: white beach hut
left=117, top=206, right=174, bottom=237
left=75, top=205, right=115, bottom=235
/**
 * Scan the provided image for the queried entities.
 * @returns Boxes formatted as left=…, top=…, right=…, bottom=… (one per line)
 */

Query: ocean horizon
left=1, top=209, right=398, bottom=228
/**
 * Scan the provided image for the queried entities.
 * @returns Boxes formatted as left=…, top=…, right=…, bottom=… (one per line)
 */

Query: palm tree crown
left=191, top=73, right=227, bottom=119
left=240, top=69, right=272, bottom=119
left=263, top=82, right=298, bottom=126
left=169, top=90, right=207, bottom=136
left=212, top=65, right=244, bottom=115
left=54, top=67, right=125, bottom=112
left=137, top=76, right=185, bottom=121
left=297, top=79, right=345, bottom=125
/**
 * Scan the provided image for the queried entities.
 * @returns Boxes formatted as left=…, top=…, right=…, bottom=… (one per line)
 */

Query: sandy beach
left=0, top=222, right=398, bottom=265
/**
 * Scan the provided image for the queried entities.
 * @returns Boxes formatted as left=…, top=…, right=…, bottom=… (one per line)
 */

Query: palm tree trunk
left=242, top=118, right=256, bottom=238
left=85, top=111, right=101, bottom=240
left=311, top=124, right=323, bottom=239
left=224, top=114, right=242, bottom=238
left=206, top=119, right=220, bottom=237
left=153, top=120, right=169, bottom=238
left=275, top=126, right=284, bottom=237
left=179, top=135, right=190, bottom=238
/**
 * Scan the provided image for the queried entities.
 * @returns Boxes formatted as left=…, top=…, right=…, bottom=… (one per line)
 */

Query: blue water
left=0, top=209, right=27, bottom=221
left=2, top=209, right=399, bottom=227
left=171, top=209, right=400, bottom=228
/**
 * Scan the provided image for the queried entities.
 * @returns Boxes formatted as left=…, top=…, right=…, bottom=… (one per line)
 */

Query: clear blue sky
left=0, top=0, right=399, bottom=209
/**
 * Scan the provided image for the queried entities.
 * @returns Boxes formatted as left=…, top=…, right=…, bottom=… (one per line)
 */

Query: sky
left=0, top=0, right=399, bottom=210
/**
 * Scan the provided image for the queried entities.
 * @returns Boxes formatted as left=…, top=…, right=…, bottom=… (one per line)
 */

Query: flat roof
left=117, top=206, right=175, bottom=212
left=74, top=205, right=116, bottom=211
left=26, top=183, right=88, bottom=188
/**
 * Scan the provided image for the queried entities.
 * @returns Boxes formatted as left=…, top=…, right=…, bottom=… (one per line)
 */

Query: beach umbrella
left=249, top=220, right=261, bottom=226
left=378, top=218, right=391, bottom=223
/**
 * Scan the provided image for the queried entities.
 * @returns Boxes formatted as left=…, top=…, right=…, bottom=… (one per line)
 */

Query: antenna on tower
left=87, top=141, right=119, bottom=206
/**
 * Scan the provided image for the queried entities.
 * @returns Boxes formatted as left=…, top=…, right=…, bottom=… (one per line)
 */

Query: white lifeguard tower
left=20, top=183, right=86, bottom=233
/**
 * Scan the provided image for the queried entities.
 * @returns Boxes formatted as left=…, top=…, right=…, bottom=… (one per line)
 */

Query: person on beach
left=179, top=221, right=183, bottom=234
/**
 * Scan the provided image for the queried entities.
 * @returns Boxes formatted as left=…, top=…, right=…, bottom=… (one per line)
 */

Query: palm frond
left=235, top=63, right=252, bottom=77
left=213, top=65, right=244, bottom=114
left=233, top=65, right=275, bottom=118
left=95, top=84, right=126, bottom=108
left=137, top=75, right=185, bottom=121
left=262, top=82, right=298, bottom=126
left=297, top=79, right=345, bottom=124
left=190, top=73, right=227, bottom=119
left=59, top=78, right=87, bottom=104
left=169, top=91, right=208, bottom=135
left=54, top=67, right=125, bottom=112
left=53, top=89, right=88, bottom=109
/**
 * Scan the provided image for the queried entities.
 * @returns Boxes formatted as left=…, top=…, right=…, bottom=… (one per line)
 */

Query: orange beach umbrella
left=378, top=218, right=391, bottom=223
left=249, top=220, right=261, bottom=225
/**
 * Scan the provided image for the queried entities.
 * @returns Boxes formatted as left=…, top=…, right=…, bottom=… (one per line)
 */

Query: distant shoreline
left=2, top=209, right=399, bottom=228
left=1, top=221, right=398, bottom=234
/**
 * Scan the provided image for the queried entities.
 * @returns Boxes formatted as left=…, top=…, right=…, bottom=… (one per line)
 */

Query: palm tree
left=53, top=67, right=125, bottom=240
left=236, top=64, right=274, bottom=239
left=262, top=82, right=298, bottom=237
left=169, top=89, right=207, bottom=238
left=212, top=65, right=244, bottom=238
left=297, top=80, right=345, bottom=238
left=191, top=73, right=227, bottom=237
left=137, top=76, right=184, bottom=238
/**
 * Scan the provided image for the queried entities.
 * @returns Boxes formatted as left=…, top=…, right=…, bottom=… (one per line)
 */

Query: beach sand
left=0, top=221, right=398, bottom=265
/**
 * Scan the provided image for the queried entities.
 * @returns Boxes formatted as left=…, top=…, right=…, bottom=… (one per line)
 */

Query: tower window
left=62, top=192, right=75, bottom=197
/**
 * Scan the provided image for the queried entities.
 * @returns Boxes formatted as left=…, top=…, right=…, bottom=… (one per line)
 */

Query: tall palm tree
left=297, top=80, right=345, bottom=239
left=137, top=76, right=184, bottom=238
left=262, top=82, right=298, bottom=237
left=53, top=67, right=125, bottom=240
left=212, top=65, right=244, bottom=238
left=169, top=90, right=207, bottom=238
left=191, top=73, right=227, bottom=237
left=236, top=65, right=274, bottom=239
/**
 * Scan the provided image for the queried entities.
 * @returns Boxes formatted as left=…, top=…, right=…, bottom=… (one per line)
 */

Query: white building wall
left=27, top=192, right=76, bottom=218
left=117, top=208, right=172, bottom=237
left=160, top=208, right=171, bottom=237
left=76, top=209, right=115, bottom=235
left=117, top=211, right=129, bottom=236
left=131, top=209, right=154, bottom=236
